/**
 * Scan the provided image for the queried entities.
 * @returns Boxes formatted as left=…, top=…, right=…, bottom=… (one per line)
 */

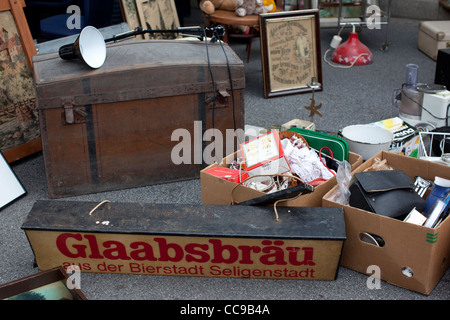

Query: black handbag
left=349, top=170, right=426, bottom=219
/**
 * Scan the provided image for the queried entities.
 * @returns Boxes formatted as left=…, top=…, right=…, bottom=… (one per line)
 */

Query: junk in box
left=323, top=151, right=450, bottom=295
left=201, top=129, right=362, bottom=207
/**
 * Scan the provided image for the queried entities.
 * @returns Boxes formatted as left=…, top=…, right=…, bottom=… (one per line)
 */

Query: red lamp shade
left=331, top=31, right=373, bottom=66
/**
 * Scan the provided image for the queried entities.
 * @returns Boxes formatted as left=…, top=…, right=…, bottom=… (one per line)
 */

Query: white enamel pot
left=341, top=124, right=393, bottom=160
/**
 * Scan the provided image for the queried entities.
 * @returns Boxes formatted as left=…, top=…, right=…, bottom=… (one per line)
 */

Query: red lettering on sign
left=56, top=233, right=88, bottom=258
left=102, top=241, right=131, bottom=260
left=237, top=245, right=261, bottom=264
left=287, top=247, right=316, bottom=266
left=129, top=242, right=157, bottom=261
left=260, top=240, right=287, bottom=265
left=154, top=238, right=184, bottom=262
left=85, top=235, right=103, bottom=259
left=209, top=239, right=239, bottom=264
left=185, top=243, right=209, bottom=263
left=55, top=233, right=315, bottom=267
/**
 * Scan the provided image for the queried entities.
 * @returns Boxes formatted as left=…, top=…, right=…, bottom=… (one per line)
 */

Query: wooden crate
left=22, top=200, right=346, bottom=281
left=33, top=40, right=245, bottom=198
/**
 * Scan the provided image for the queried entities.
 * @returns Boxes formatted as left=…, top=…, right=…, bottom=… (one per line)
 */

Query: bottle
left=399, top=64, right=424, bottom=125
left=425, top=176, right=450, bottom=214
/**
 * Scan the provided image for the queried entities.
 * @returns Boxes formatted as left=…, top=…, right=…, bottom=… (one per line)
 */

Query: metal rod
left=104, top=25, right=225, bottom=43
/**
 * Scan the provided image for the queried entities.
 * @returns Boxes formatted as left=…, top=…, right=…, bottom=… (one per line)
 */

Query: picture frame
left=120, top=0, right=180, bottom=40
left=0, top=0, right=41, bottom=163
left=0, top=267, right=87, bottom=300
left=120, top=0, right=144, bottom=39
left=0, top=149, right=26, bottom=210
left=260, top=10, right=323, bottom=98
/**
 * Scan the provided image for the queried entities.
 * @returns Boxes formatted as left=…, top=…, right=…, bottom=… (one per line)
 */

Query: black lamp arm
left=104, top=25, right=225, bottom=43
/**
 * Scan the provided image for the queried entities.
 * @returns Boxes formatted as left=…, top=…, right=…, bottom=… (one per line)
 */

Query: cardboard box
left=201, top=151, right=363, bottom=206
left=203, top=167, right=249, bottom=183
left=322, top=151, right=450, bottom=295
left=22, top=200, right=346, bottom=281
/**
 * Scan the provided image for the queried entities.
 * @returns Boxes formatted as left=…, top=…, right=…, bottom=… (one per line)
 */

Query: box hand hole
left=401, top=267, right=414, bottom=278
left=359, top=232, right=385, bottom=247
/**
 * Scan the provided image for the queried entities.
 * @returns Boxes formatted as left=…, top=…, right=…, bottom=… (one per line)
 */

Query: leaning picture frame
left=0, top=0, right=41, bottom=163
left=260, top=10, right=323, bottom=98
left=0, top=267, right=87, bottom=300
left=120, top=0, right=144, bottom=39
left=0, top=149, right=26, bottom=210
left=120, top=0, right=180, bottom=40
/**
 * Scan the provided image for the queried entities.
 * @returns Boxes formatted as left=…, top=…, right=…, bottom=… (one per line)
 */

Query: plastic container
left=425, top=176, right=450, bottom=213
left=399, top=64, right=424, bottom=123
left=405, top=63, right=419, bottom=85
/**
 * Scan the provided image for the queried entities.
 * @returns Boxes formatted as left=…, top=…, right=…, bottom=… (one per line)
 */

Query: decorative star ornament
left=305, top=98, right=322, bottom=118
left=304, top=77, right=322, bottom=120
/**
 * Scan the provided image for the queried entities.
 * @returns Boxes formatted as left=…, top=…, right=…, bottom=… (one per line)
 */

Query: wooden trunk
left=33, top=40, right=245, bottom=198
